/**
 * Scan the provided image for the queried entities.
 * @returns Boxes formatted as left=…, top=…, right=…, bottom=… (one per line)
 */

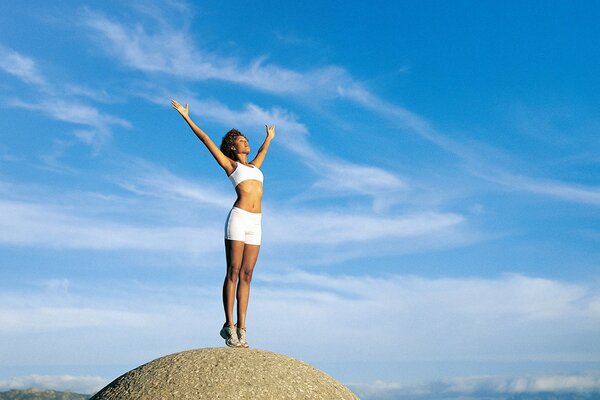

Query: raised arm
left=171, top=99, right=236, bottom=175
left=250, top=125, right=275, bottom=168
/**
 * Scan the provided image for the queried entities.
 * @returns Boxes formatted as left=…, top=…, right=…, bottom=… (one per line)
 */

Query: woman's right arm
left=171, top=99, right=235, bottom=175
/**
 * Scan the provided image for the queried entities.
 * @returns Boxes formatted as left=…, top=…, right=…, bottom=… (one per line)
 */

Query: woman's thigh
left=225, top=239, right=245, bottom=271
left=240, top=244, right=260, bottom=273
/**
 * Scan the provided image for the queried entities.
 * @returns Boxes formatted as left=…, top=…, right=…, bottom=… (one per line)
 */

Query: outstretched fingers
left=265, top=124, right=275, bottom=139
left=171, top=99, right=189, bottom=115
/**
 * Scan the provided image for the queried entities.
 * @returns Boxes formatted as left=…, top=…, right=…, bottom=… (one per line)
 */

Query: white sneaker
left=236, top=325, right=249, bottom=348
left=220, top=324, right=241, bottom=348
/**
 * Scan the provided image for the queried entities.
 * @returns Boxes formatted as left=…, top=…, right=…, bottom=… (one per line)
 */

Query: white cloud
left=81, top=8, right=410, bottom=203
left=0, top=153, right=467, bottom=262
left=0, top=45, right=130, bottom=158
left=0, top=45, right=46, bottom=86
left=0, top=199, right=221, bottom=253
left=521, top=374, right=600, bottom=392
left=309, top=160, right=406, bottom=195
left=0, top=375, right=108, bottom=394
left=78, top=6, right=459, bottom=158
left=81, top=6, right=414, bottom=205
left=8, top=98, right=130, bottom=146
left=1, top=270, right=599, bottom=391
left=0, top=182, right=467, bottom=259
left=116, top=150, right=474, bottom=253
left=112, top=158, right=470, bottom=256
left=75, top=4, right=600, bottom=210
left=265, top=209, right=463, bottom=245
left=0, top=306, right=155, bottom=332
left=350, top=373, right=600, bottom=399
left=163, top=94, right=408, bottom=204
left=251, top=271, right=600, bottom=362
left=63, top=83, right=114, bottom=103
left=173, top=96, right=313, bottom=155
left=341, top=85, right=600, bottom=208
left=0, top=280, right=216, bottom=334
left=113, top=157, right=231, bottom=209
left=82, top=10, right=354, bottom=97
left=481, top=172, right=600, bottom=206
left=3, top=371, right=600, bottom=398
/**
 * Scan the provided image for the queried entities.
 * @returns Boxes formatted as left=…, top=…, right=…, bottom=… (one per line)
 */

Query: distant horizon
left=3, top=370, right=600, bottom=400
left=2, top=348, right=600, bottom=398
left=1, top=1, right=600, bottom=399
left=3, top=365, right=600, bottom=399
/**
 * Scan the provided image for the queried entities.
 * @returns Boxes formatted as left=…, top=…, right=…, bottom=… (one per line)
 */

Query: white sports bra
left=228, top=162, right=264, bottom=187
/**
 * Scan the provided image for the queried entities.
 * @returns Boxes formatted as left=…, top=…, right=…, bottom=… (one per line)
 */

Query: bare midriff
left=232, top=180, right=263, bottom=213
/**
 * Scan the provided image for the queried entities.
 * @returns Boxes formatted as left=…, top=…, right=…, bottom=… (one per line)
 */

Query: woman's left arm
left=250, top=125, right=275, bottom=168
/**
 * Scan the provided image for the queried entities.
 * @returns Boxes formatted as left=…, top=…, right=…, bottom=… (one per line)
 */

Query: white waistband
left=231, top=206, right=262, bottom=218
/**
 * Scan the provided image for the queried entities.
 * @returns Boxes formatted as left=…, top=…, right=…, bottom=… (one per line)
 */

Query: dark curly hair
left=220, top=128, right=246, bottom=160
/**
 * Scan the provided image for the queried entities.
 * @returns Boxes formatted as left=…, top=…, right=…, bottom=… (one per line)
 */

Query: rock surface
left=90, top=347, right=359, bottom=399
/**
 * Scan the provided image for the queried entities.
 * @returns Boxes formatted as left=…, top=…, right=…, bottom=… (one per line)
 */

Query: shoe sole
left=219, top=329, right=228, bottom=340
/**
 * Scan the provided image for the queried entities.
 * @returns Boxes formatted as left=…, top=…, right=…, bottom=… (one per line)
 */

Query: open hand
left=171, top=99, right=189, bottom=118
left=265, top=125, right=276, bottom=140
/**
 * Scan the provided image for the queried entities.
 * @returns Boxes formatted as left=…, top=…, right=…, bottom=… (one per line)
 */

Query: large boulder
left=91, top=347, right=359, bottom=399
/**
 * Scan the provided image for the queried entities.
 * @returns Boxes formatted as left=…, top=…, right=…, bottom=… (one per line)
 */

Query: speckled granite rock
left=90, top=347, right=359, bottom=399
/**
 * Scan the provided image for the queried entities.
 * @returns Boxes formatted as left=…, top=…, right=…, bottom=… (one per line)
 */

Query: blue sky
left=1, top=1, right=600, bottom=398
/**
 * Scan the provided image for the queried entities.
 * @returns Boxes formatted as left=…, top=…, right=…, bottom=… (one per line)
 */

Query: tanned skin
left=171, top=99, right=275, bottom=330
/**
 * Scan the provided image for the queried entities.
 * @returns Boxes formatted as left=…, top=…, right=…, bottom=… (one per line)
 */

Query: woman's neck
left=236, top=154, right=248, bottom=164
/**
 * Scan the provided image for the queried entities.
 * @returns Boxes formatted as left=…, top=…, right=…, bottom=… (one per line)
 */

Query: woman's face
left=232, top=135, right=250, bottom=154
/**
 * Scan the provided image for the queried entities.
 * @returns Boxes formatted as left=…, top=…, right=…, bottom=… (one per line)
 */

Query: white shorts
left=224, top=207, right=262, bottom=245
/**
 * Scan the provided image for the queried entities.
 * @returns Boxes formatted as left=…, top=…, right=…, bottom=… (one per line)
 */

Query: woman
left=171, top=99, right=275, bottom=348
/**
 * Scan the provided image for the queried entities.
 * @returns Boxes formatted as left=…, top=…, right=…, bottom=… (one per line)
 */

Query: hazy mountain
left=0, top=389, right=90, bottom=400
left=4, top=388, right=600, bottom=399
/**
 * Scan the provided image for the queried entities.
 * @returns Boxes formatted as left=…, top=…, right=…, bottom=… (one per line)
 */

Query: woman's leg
left=236, top=244, right=260, bottom=329
left=223, top=239, right=244, bottom=327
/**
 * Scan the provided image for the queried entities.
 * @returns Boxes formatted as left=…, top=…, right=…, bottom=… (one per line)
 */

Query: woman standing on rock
left=171, top=99, right=275, bottom=348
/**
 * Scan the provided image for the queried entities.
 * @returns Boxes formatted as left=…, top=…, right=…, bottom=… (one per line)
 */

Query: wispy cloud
left=108, top=158, right=473, bottom=258
left=480, top=172, right=600, bottom=206
left=59, top=4, right=600, bottom=211
left=0, top=44, right=46, bottom=86
left=266, top=209, right=463, bottom=245
left=0, top=198, right=221, bottom=253
left=79, top=6, right=452, bottom=152
left=253, top=271, right=600, bottom=361
left=114, top=157, right=231, bottom=209
left=0, top=306, right=155, bottom=332
left=8, top=98, right=130, bottom=136
left=0, top=45, right=130, bottom=156
left=0, top=167, right=469, bottom=262
left=340, top=84, right=600, bottom=209
left=0, top=278, right=216, bottom=334
left=337, top=84, right=506, bottom=167
left=0, top=159, right=466, bottom=261
left=82, top=10, right=355, bottom=97
left=115, top=159, right=476, bottom=260
left=159, top=93, right=408, bottom=205
left=350, top=373, right=600, bottom=399
left=2, top=270, right=598, bottom=385
left=83, top=5, right=529, bottom=212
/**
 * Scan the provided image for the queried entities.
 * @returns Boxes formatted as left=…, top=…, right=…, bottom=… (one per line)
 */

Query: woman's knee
left=226, top=263, right=242, bottom=280
left=239, top=268, right=253, bottom=283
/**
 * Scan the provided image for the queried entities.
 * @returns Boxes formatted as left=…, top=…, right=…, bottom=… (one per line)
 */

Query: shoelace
left=225, top=326, right=239, bottom=344
left=237, top=327, right=247, bottom=343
